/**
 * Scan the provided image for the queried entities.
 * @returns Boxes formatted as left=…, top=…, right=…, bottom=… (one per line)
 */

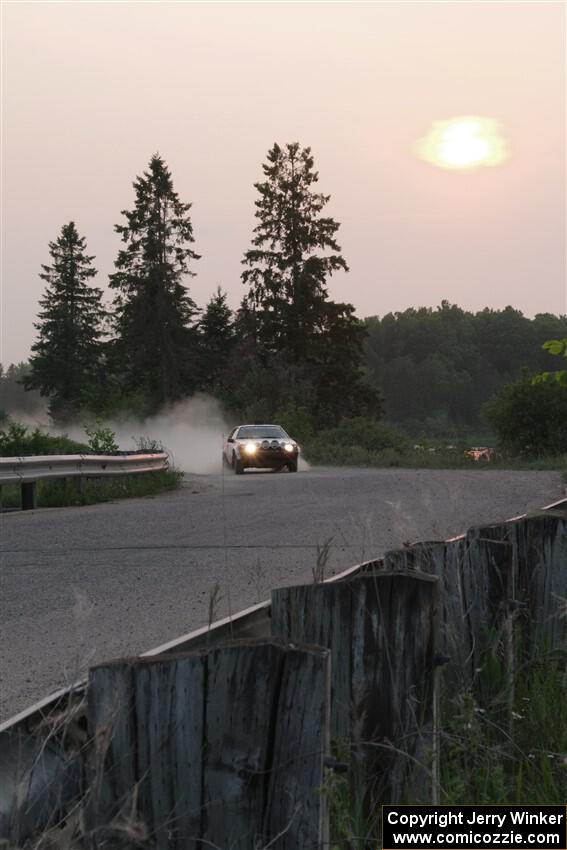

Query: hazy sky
left=2, top=1, right=566, bottom=364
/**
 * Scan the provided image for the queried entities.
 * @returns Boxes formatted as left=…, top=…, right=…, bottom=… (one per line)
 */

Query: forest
left=363, top=304, right=567, bottom=435
left=3, top=306, right=567, bottom=438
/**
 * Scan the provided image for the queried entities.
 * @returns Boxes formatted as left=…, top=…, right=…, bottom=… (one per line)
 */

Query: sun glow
left=417, top=116, right=509, bottom=170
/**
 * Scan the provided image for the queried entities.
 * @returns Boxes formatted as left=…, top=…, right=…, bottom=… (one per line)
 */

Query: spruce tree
left=198, top=286, right=235, bottom=393
left=242, top=142, right=348, bottom=359
left=26, top=222, right=104, bottom=422
left=110, top=154, right=200, bottom=411
left=242, top=142, right=379, bottom=420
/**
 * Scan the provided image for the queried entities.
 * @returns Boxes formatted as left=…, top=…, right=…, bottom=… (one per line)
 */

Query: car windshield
left=237, top=425, right=288, bottom=440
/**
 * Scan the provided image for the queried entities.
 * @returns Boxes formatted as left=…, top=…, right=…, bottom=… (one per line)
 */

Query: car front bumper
left=241, top=448, right=298, bottom=468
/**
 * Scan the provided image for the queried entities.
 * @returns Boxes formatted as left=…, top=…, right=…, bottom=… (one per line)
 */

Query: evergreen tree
left=25, top=222, right=104, bottom=422
left=242, top=142, right=348, bottom=358
left=198, top=286, right=235, bottom=393
left=242, top=142, right=379, bottom=420
left=110, top=154, right=200, bottom=411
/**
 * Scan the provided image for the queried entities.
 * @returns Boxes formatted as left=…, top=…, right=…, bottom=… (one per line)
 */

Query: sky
left=1, top=1, right=566, bottom=364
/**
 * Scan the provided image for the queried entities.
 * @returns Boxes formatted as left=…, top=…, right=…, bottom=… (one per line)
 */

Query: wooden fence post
left=510, top=511, right=567, bottom=653
left=87, top=640, right=330, bottom=850
left=271, top=571, right=440, bottom=806
left=381, top=511, right=567, bottom=698
left=383, top=539, right=469, bottom=684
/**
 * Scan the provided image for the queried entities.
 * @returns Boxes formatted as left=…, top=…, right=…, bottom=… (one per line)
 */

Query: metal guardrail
left=0, top=452, right=169, bottom=485
left=0, top=452, right=169, bottom=509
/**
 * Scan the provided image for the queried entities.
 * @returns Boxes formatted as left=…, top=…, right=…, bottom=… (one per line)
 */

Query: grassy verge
left=289, top=416, right=565, bottom=470
left=0, top=469, right=183, bottom=510
left=303, top=442, right=566, bottom=471
left=440, top=655, right=567, bottom=805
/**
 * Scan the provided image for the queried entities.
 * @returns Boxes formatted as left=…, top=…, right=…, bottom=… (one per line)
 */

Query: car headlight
left=284, top=443, right=295, bottom=452
left=244, top=442, right=257, bottom=455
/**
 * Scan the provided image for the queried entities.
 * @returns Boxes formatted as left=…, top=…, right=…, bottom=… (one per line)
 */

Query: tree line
left=18, top=146, right=379, bottom=426
left=364, top=303, right=567, bottom=435
left=3, top=144, right=567, bottom=457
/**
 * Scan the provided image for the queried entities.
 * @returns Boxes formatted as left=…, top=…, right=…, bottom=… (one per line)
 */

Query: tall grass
left=323, top=653, right=567, bottom=849
left=440, top=655, right=567, bottom=805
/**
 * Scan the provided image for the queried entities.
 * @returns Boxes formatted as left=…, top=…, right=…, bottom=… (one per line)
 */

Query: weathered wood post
left=383, top=539, right=469, bottom=684
left=87, top=639, right=330, bottom=850
left=271, top=571, right=440, bottom=806
left=381, top=511, right=567, bottom=698
left=509, top=511, right=567, bottom=653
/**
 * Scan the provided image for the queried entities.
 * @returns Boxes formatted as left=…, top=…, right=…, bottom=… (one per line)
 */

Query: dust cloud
left=113, top=397, right=310, bottom=473
left=101, top=395, right=231, bottom=474
left=21, top=394, right=308, bottom=474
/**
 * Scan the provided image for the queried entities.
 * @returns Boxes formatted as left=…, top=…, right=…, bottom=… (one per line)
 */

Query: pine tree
left=25, top=222, right=105, bottom=422
left=110, top=154, right=200, bottom=411
left=242, top=142, right=349, bottom=360
left=242, top=142, right=379, bottom=420
left=198, top=286, right=235, bottom=393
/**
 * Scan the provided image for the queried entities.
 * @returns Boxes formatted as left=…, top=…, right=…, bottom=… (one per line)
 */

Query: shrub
left=306, top=416, right=407, bottom=452
left=484, top=373, right=567, bottom=457
left=0, top=421, right=88, bottom=457
left=84, top=422, right=119, bottom=453
left=272, top=401, right=315, bottom=444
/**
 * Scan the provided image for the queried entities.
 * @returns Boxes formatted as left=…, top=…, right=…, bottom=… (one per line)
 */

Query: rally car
left=223, top=424, right=300, bottom=474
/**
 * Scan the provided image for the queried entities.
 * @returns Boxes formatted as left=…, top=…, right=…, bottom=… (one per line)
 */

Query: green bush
left=84, top=422, right=119, bottom=453
left=303, top=416, right=409, bottom=465
left=329, top=417, right=409, bottom=452
left=484, top=373, right=567, bottom=457
left=0, top=421, right=88, bottom=457
left=272, top=401, right=315, bottom=444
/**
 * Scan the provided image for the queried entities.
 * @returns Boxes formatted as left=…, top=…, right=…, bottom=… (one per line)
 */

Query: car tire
left=233, top=454, right=245, bottom=475
left=287, top=461, right=298, bottom=473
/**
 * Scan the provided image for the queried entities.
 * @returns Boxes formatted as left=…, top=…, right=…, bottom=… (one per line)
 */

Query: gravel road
left=1, top=466, right=564, bottom=720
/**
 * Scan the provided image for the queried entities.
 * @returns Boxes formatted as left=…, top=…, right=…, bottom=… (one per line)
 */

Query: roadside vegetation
left=0, top=420, right=183, bottom=510
left=303, top=440, right=565, bottom=471
left=271, top=411, right=565, bottom=471
left=325, top=653, right=567, bottom=848
left=0, top=420, right=88, bottom=456
left=439, top=655, right=567, bottom=806
left=0, top=469, right=182, bottom=510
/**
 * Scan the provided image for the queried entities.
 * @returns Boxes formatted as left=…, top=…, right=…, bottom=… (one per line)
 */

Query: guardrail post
left=21, top=482, right=37, bottom=511
left=74, top=476, right=85, bottom=502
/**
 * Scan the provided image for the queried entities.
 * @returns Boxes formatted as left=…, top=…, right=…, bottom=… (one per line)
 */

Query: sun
left=416, top=116, right=509, bottom=170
